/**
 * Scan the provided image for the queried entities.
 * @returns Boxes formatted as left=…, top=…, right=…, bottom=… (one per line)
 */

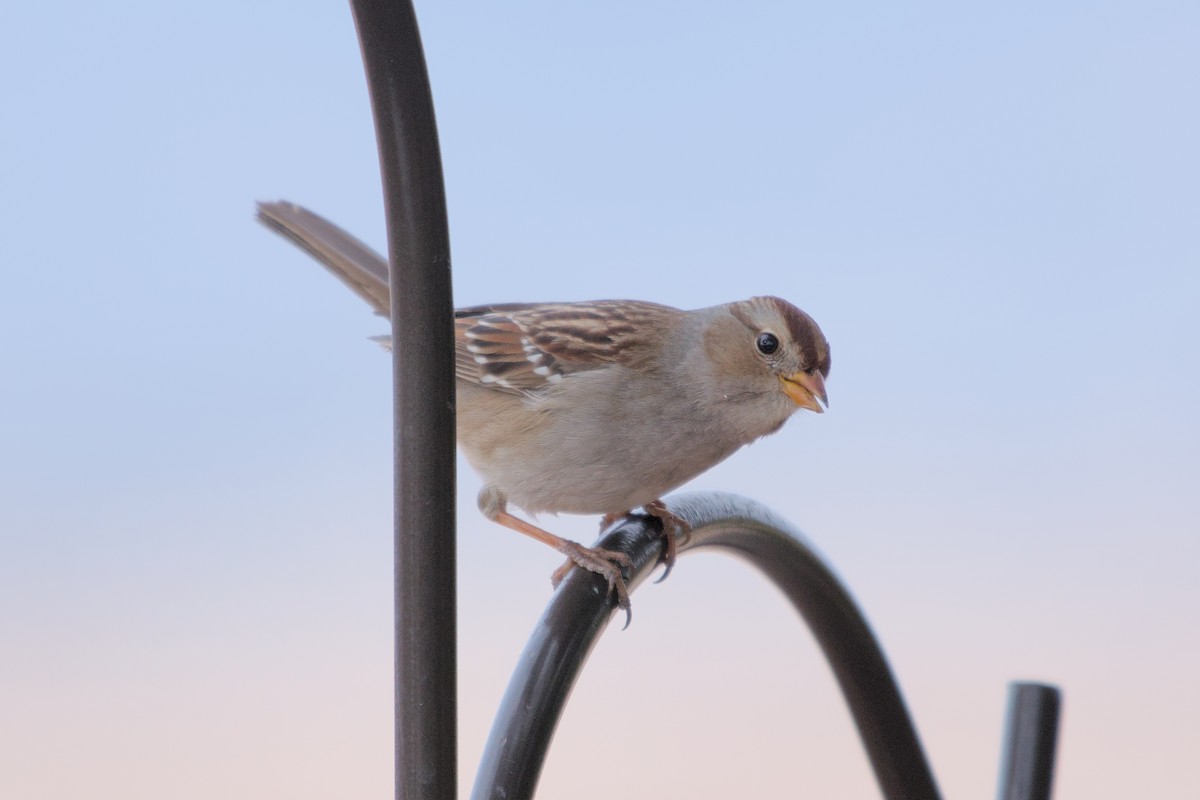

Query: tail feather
left=256, top=200, right=391, bottom=316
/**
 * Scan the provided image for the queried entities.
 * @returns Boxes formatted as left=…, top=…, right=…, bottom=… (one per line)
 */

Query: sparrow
left=257, top=201, right=830, bottom=621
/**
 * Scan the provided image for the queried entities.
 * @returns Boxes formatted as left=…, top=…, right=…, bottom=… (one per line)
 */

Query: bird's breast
left=456, top=369, right=754, bottom=515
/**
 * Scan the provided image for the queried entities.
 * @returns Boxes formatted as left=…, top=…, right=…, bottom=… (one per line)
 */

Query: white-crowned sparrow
left=258, top=201, right=830, bottom=619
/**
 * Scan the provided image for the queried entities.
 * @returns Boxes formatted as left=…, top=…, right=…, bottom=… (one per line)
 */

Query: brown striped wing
left=453, top=300, right=680, bottom=393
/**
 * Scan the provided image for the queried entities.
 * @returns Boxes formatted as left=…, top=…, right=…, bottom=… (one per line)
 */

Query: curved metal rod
left=471, top=491, right=942, bottom=800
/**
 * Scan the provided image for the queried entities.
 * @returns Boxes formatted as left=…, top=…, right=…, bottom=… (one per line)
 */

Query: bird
left=257, top=200, right=830, bottom=622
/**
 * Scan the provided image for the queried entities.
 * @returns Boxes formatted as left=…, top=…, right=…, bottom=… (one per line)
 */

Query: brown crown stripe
left=769, top=298, right=828, bottom=375
left=728, top=295, right=828, bottom=374
left=764, top=296, right=810, bottom=344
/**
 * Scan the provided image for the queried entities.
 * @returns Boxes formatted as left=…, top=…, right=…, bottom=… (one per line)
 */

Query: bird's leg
left=599, top=511, right=625, bottom=530
left=479, top=487, right=633, bottom=621
left=643, top=499, right=689, bottom=583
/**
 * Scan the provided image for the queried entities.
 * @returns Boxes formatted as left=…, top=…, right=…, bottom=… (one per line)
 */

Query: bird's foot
left=644, top=499, right=689, bottom=583
left=551, top=541, right=635, bottom=628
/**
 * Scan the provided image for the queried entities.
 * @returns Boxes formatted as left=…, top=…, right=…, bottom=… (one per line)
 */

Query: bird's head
left=706, top=295, right=830, bottom=415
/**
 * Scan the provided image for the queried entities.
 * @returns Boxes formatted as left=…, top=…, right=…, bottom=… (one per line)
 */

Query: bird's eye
left=756, top=332, right=779, bottom=355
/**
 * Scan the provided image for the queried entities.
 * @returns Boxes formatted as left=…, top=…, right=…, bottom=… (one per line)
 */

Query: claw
left=552, top=540, right=633, bottom=627
left=644, top=500, right=687, bottom=583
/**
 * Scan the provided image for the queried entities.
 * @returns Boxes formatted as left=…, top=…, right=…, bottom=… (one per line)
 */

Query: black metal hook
left=472, top=491, right=946, bottom=800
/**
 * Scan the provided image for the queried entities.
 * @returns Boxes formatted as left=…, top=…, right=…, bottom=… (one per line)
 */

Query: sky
left=2, top=1, right=1197, bottom=798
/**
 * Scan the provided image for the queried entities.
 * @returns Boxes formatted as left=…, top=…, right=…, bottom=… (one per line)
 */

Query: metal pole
left=347, top=2, right=457, bottom=799
left=996, top=682, right=1061, bottom=800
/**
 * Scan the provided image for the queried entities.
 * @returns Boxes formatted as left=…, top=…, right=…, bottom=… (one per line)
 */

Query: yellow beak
left=781, top=371, right=828, bottom=413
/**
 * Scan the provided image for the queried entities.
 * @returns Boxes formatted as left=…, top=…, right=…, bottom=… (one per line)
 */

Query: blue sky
left=2, top=2, right=1197, bottom=797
